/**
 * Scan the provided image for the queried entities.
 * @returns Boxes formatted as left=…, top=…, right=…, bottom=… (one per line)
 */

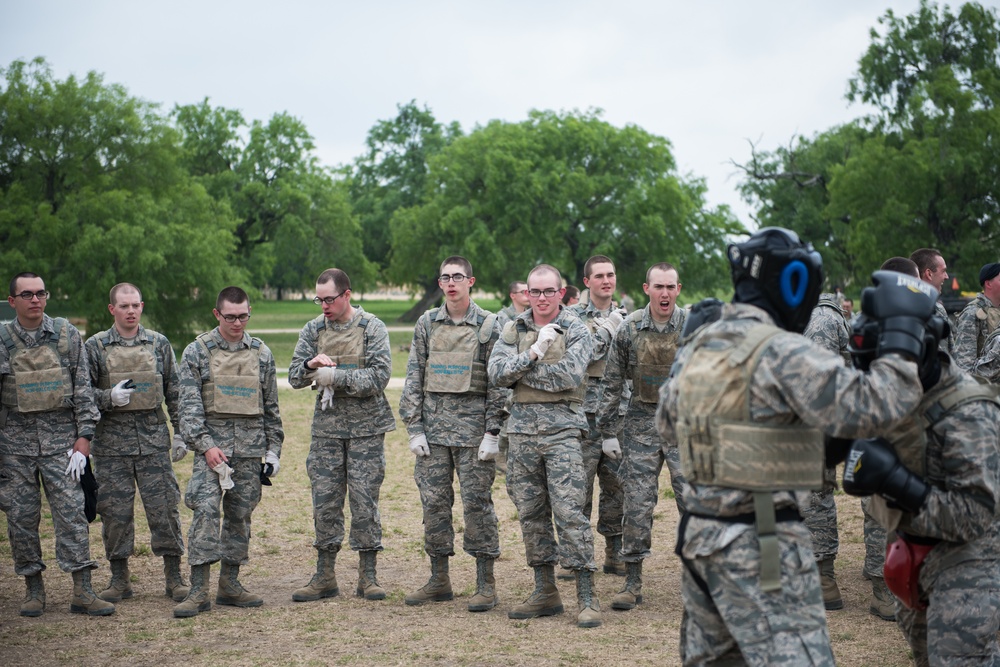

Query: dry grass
left=0, top=388, right=913, bottom=666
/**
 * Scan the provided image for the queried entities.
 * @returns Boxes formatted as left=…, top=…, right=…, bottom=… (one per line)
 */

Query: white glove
left=409, top=433, right=430, bottom=457
left=213, top=462, right=235, bottom=490
left=602, top=437, right=622, bottom=460
left=264, top=450, right=280, bottom=477
left=478, top=433, right=500, bottom=461
left=110, top=380, right=135, bottom=407
left=529, top=323, right=561, bottom=359
left=320, top=386, right=335, bottom=411
left=598, top=310, right=625, bottom=338
left=171, top=434, right=188, bottom=463
left=314, top=366, right=336, bottom=387
left=66, top=450, right=87, bottom=481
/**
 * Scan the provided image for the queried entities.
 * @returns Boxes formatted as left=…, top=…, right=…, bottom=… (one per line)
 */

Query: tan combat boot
left=216, top=562, right=263, bottom=607
left=818, top=557, right=843, bottom=610
left=575, top=570, right=602, bottom=628
left=356, top=550, right=386, bottom=600
left=405, top=555, right=453, bottom=605
left=70, top=569, right=116, bottom=616
left=508, top=564, right=563, bottom=619
left=173, top=563, right=211, bottom=618
left=20, top=572, right=45, bottom=617
left=611, top=560, right=643, bottom=611
left=603, top=535, right=626, bottom=576
left=870, top=576, right=897, bottom=621
left=467, top=556, right=498, bottom=612
left=98, top=558, right=133, bottom=602
left=164, top=555, right=190, bottom=602
left=292, top=548, right=339, bottom=602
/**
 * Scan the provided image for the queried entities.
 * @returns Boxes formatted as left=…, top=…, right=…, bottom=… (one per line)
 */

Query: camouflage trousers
left=307, top=435, right=385, bottom=553
left=621, top=439, right=687, bottom=561
left=679, top=519, right=834, bottom=666
left=0, top=452, right=96, bottom=575
left=94, top=452, right=184, bottom=560
left=897, top=558, right=1000, bottom=667
left=414, top=444, right=499, bottom=558
left=861, top=496, right=887, bottom=578
left=802, top=467, right=839, bottom=561
left=507, top=430, right=596, bottom=572
left=581, top=413, right=623, bottom=538
left=184, top=455, right=261, bottom=566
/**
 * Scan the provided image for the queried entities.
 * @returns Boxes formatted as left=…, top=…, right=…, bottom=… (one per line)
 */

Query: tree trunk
left=399, top=280, right=442, bottom=323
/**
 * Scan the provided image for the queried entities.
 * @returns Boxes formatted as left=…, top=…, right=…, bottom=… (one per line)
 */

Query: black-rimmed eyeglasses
left=525, top=288, right=559, bottom=298
left=313, top=291, right=347, bottom=305
left=438, top=274, right=469, bottom=283
left=13, top=290, right=49, bottom=301
left=220, top=313, right=251, bottom=323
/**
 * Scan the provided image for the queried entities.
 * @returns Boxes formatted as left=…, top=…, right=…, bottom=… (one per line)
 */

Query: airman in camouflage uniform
left=399, top=256, right=503, bottom=611
left=85, top=283, right=188, bottom=604
left=0, top=272, right=114, bottom=617
left=953, top=262, right=1000, bottom=374
left=658, top=233, right=932, bottom=665
left=174, top=286, right=283, bottom=618
left=597, top=262, right=687, bottom=613
left=288, top=268, right=395, bottom=603
left=566, top=255, right=625, bottom=580
left=911, top=248, right=954, bottom=354
left=488, top=264, right=602, bottom=628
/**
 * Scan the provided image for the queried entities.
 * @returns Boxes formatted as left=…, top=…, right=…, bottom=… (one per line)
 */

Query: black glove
left=824, top=435, right=853, bottom=468
left=861, top=270, right=938, bottom=363
left=842, top=438, right=930, bottom=513
left=81, top=459, right=99, bottom=523
left=259, top=463, right=274, bottom=487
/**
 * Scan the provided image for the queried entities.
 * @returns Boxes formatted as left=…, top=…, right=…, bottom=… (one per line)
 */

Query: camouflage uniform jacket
left=567, top=300, right=618, bottom=414
left=597, top=304, right=685, bottom=445
left=488, top=306, right=592, bottom=436
left=0, top=314, right=98, bottom=455
left=656, top=303, right=923, bottom=520
left=178, top=328, right=283, bottom=458
left=953, top=293, right=1000, bottom=373
left=936, top=300, right=954, bottom=353
left=802, top=293, right=851, bottom=365
left=971, top=331, right=1000, bottom=382
left=288, top=306, right=395, bottom=439
left=85, top=324, right=181, bottom=455
left=398, top=301, right=503, bottom=445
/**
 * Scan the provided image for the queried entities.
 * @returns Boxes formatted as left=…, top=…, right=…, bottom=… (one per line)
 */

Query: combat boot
left=611, top=560, right=643, bottom=611
left=173, top=563, right=211, bottom=618
left=356, top=550, right=386, bottom=600
left=508, top=564, right=563, bottom=619
left=405, top=555, right=453, bottom=605
left=603, top=534, right=626, bottom=576
left=20, top=572, right=45, bottom=617
left=98, top=558, right=133, bottom=602
left=216, top=562, right=263, bottom=607
left=575, top=570, right=602, bottom=628
left=818, top=557, right=843, bottom=611
left=467, top=556, right=498, bottom=612
left=70, top=569, right=116, bottom=616
left=163, top=555, right=190, bottom=602
left=292, top=549, right=339, bottom=602
left=870, top=576, right=897, bottom=621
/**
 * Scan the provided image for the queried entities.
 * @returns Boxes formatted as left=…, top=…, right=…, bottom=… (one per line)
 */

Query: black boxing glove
left=860, top=271, right=938, bottom=363
left=842, top=438, right=929, bottom=514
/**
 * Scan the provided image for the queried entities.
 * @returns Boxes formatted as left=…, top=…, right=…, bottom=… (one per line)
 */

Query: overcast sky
left=2, top=0, right=928, bottom=225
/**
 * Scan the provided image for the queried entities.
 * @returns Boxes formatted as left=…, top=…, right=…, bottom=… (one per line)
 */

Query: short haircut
left=10, top=272, right=40, bottom=297
left=316, top=268, right=351, bottom=293
left=216, top=286, right=249, bottom=310
left=880, top=257, right=919, bottom=278
left=843, top=297, right=854, bottom=305
left=439, top=256, right=473, bottom=277
left=527, top=264, right=563, bottom=286
left=909, top=248, right=943, bottom=276
left=561, top=285, right=580, bottom=305
left=508, top=280, right=527, bottom=295
left=645, top=262, right=678, bottom=285
left=110, top=282, right=142, bottom=305
left=584, top=255, right=615, bottom=278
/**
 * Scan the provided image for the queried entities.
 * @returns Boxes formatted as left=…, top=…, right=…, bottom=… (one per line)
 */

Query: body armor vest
left=94, top=331, right=164, bottom=412
left=423, top=310, right=495, bottom=395
left=0, top=318, right=73, bottom=413
left=582, top=316, right=607, bottom=379
left=506, top=320, right=586, bottom=405
left=196, top=333, right=263, bottom=418
left=316, top=317, right=369, bottom=398
left=628, top=312, right=681, bottom=403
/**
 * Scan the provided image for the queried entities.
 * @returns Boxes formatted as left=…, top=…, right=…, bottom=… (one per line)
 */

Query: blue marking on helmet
left=780, top=260, right=809, bottom=307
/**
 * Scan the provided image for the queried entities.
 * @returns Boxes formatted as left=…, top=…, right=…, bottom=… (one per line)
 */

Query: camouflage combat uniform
left=487, top=307, right=597, bottom=572
left=657, top=303, right=923, bottom=666
left=86, top=325, right=185, bottom=561
left=597, top=304, right=687, bottom=562
left=970, top=330, right=1000, bottom=382
left=179, top=328, right=283, bottom=566
left=953, top=293, right=1000, bottom=374
left=935, top=301, right=953, bottom=354
left=287, top=307, right=394, bottom=555
left=0, top=314, right=100, bottom=575
left=398, top=302, right=503, bottom=559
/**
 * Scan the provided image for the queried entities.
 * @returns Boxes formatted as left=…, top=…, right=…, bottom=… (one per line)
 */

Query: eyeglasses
left=13, top=290, right=49, bottom=301
left=220, top=313, right=250, bottom=323
left=526, top=288, right=560, bottom=298
left=438, top=274, right=469, bottom=283
left=313, top=291, right=347, bottom=305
